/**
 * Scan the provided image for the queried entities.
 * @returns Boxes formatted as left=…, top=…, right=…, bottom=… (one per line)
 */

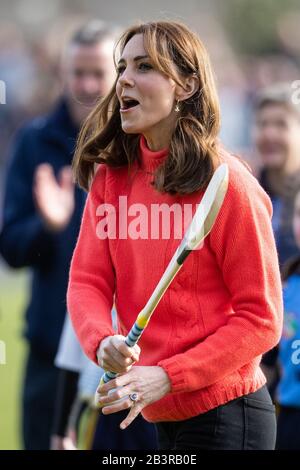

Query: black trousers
left=155, top=385, right=276, bottom=450
left=276, top=406, right=300, bottom=450
left=92, top=409, right=158, bottom=450
left=22, top=346, right=59, bottom=450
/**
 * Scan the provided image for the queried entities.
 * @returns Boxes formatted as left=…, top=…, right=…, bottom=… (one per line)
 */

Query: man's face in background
left=63, top=40, right=116, bottom=124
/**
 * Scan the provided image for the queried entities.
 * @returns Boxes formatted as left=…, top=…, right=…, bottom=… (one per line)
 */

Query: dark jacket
left=260, top=169, right=300, bottom=267
left=0, top=99, right=86, bottom=359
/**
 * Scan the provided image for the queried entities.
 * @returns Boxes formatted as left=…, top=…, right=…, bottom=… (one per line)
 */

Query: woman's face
left=116, top=33, right=178, bottom=149
left=253, top=103, right=300, bottom=170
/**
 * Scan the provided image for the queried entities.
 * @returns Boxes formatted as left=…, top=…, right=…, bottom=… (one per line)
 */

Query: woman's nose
left=118, top=70, right=135, bottom=87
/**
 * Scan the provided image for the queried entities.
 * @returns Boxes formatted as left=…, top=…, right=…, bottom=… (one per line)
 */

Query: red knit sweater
left=67, top=136, right=283, bottom=422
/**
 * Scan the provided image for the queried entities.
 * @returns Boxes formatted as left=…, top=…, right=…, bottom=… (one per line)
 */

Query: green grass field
left=0, top=267, right=28, bottom=450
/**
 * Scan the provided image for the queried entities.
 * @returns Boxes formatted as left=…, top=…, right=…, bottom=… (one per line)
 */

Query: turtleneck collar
left=139, top=135, right=169, bottom=172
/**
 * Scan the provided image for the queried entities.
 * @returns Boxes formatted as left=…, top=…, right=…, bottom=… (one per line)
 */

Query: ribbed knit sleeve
left=67, top=166, right=115, bottom=363
left=158, top=164, right=283, bottom=393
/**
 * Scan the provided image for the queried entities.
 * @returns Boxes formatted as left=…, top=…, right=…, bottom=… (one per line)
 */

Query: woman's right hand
left=97, top=335, right=141, bottom=374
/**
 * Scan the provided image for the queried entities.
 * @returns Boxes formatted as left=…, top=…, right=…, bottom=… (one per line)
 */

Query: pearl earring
left=174, top=100, right=180, bottom=113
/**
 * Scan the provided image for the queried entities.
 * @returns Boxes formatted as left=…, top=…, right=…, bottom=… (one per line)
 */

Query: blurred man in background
left=0, top=21, right=116, bottom=450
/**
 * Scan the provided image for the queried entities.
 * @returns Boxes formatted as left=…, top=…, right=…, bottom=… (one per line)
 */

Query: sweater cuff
left=87, top=327, right=115, bottom=364
left=157, top=356, right=187, bottom=393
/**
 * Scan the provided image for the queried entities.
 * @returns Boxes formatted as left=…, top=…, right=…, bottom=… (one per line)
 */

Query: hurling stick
left=95, top=163, right=229, bottom=407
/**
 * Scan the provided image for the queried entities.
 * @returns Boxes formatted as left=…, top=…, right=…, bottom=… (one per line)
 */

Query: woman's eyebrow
left=118, top=55, right=150, bottom=65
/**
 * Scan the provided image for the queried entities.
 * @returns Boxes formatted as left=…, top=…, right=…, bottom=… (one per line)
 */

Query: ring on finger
left=129, top=392, right=139, bottom=404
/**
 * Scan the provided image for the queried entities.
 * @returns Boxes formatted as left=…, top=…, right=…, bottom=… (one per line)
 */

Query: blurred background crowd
left=1, top=0, right=300, bottom=172
left=1, top=0, right=300, bottom=450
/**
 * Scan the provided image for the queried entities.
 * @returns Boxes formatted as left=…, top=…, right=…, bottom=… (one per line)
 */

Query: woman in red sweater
left=67, top=21, right=283, bottom=450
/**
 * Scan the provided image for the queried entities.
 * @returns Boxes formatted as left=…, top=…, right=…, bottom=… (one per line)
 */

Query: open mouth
left=120, top=98, right=140, bottom=111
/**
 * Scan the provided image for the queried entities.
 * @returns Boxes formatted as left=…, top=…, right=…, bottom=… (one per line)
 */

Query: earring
left=174, top=100, right=180, bottom=113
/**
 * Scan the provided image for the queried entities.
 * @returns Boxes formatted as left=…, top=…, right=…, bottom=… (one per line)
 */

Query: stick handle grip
left=97, top=317, right=146, bottom=394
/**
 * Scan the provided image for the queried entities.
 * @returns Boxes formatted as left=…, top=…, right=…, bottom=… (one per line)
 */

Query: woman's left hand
left=97, top=366, right=171, bottom=429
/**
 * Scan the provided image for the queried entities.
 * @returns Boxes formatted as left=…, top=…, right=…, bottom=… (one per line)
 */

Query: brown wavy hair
left=73, top=21, right=221, bottom=194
